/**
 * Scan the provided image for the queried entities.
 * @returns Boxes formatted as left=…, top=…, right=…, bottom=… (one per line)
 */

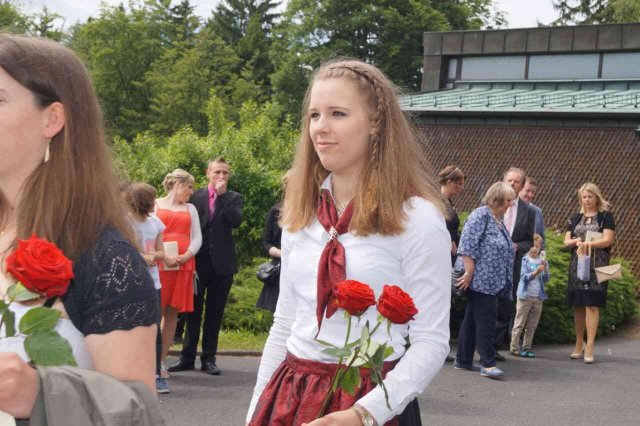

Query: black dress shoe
left=495, top=352, right=506, bottom=362
left=168, top=360, right=195, bottom=372
left=201, top=360, right=221, bottom=375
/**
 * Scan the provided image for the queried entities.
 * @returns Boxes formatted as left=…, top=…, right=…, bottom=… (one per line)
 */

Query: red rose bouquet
left=316, top=281, right=418, bottom=418
left=1, top=234, right=77, bottom=366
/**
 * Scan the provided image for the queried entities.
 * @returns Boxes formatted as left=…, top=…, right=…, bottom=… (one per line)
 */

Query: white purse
left=594, top=264, right=622, bottom=283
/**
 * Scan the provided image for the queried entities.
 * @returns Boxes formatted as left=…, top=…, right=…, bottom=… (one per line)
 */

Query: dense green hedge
left=451, top=227, right=638, bottom=344
left=222, top=257, right=273, bottom=333
left=225, top=232, right=638, bottom=343
left=533, top=230, right=638, bottom=343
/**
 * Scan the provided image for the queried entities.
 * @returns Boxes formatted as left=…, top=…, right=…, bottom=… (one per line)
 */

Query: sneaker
left=480, top=366, right=504, bottom=379
left=509, top=349, right=521, bottom=356
left=494, top=352, right=506, bottom=362
left=521, top=350, right=535, bottom=358
left=453, top=361, right=482, bottom=371
left=156, top=377, right=170, bottom=394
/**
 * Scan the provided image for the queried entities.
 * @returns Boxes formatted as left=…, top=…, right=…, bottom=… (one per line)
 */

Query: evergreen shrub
left=221, top=257, right=273, bottom=333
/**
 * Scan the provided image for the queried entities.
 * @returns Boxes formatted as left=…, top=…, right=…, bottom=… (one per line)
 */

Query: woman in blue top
left=453, top=182, right=516, bottom=379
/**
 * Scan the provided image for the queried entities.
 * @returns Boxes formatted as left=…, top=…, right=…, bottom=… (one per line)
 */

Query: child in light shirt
left=511, top=234, right=549, bottom=357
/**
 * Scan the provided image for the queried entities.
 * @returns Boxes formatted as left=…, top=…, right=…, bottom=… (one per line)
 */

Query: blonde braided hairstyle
left=282, top=59, right=444, bottom=235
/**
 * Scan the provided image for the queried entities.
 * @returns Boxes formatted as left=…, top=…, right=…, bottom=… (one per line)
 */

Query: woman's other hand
left=268, top=247, right=282, bottom=258
left=164, top=256, right=179, bottom=267
left=301, top=408, right=362, bottom=425
left=576, top=241, right=589, bottom=256
left=142, top=253, right=156, bottom=266
left=0, top=353, right=39, bottom=418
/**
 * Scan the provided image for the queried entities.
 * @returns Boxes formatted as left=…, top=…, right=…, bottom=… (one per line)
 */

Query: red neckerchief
left=315, top=189, right=354, bottom=335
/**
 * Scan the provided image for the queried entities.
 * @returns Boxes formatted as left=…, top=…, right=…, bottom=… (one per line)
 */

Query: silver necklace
left=335, top=200, right=349, bottom=216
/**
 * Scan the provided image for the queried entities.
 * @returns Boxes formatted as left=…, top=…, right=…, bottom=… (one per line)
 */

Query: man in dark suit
left=519, top=176, right=545, bottom=248
left=169, top=157, right=243, bottom=375
left=495, top=167, right=535, bottom=360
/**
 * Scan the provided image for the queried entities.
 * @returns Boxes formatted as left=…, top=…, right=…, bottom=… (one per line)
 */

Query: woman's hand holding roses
left=301, top=408, right=361, bottom=426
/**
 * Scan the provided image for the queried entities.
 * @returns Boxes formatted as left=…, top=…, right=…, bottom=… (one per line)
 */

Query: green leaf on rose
left=315, top=338, right=337, bottom=348
left=360, top=323, right=370, bottom=347
left=7, top=283, right=40, bottom=302
left=0, top=300, right=8, bottom=315
left=19, top=307, right=61, bottom=335
left=383, top=346, right=394, bottom=360
left=24, top=330, right=77, bottom=366
left=370, top=343, right=388, bottom=367
left=370, top=368, right=382, bottom=385
left=340, top=366, right=362, bottom=395
left=3, top=309, right=16, bottom=337
left=322, top=347, right=352, bottom=358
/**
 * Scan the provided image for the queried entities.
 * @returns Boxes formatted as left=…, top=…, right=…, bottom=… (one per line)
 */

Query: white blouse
left=0, top=303, right=93, bottom=369
left=247, top=178, right=452, bottom=424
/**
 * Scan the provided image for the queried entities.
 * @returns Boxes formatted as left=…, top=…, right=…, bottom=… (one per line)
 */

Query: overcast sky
left=21, top=0, right=559, bottom=29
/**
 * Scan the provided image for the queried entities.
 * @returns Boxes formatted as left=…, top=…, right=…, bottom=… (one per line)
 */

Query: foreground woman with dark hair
left=0, top=35, right=162, bottom=423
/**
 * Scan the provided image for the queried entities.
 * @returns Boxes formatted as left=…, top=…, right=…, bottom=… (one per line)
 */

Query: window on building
left=528, top=54, right=599, bottom=80
left=460, top=55, right=526, bottom=80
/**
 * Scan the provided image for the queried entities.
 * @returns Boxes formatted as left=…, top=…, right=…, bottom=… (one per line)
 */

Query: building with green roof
left=401, top=23, right=640, bottom=276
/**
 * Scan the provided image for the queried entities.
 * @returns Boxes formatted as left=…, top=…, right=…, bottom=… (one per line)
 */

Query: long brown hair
left=0, top=35, right=135, bottom=259
left=281, top=59, right=444, bottom=235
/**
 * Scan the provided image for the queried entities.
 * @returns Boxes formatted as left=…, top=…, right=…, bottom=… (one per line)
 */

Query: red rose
left=377, top=285, right=418, bottom=324
left=5, top=234, right=74, bottom=298
left=332, top=280, right=376, bottom=317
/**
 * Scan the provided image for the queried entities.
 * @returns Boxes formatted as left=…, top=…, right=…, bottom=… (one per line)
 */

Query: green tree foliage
left=269, top=0, right=504, bottom=118
left=143, top=28, right=244, bottom=135
left=208, top=0, right=280, bottom=99
left=69, top=2, right=166, bottom=139
left=0, top=0, right=30, bottom=33
left=113, top=94, right=297, bottom=265
left=30, top=6, right=64, bottom=41
left=551, top=0, right=640, bottom=24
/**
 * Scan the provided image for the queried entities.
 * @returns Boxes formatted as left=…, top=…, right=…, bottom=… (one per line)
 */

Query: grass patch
left=171, top=329, right=268, bottom=352
left=218, top=329, right=268, bottom=351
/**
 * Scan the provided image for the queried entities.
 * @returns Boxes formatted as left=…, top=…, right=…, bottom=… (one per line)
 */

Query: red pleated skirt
left=249, top=352, right=399, bottom=426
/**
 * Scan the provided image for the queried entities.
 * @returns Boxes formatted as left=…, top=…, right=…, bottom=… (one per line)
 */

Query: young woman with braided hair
left=246, top=59, right=451, bottom=426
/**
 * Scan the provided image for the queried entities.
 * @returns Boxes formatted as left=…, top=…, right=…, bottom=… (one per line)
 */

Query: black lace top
left=61, top=227, right=159, bottom=336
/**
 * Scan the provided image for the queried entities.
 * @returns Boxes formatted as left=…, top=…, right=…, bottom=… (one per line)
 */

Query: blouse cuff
left=357, top=386, right=398, bottom=425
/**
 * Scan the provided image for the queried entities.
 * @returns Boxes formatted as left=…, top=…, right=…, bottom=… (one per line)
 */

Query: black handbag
left=256, top=258, right=280, bottom=283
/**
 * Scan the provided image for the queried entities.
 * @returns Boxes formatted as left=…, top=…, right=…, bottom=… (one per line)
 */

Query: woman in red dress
left=155, top=169, right=202, bottom=377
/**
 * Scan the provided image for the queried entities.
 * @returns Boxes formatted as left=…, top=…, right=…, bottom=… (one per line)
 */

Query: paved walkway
left=159, top=334, right=640, bottom=425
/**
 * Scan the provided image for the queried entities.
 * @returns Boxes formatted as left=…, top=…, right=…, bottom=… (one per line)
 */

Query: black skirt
left=399, top=398, right=422, bottom=425
left=256, top=272, right=280, bottom=313
left=566, top=248, right=609, bottom=307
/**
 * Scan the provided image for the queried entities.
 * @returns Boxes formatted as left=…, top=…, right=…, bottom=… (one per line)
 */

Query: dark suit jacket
left=190, top=187, right=244, bottom=276
left=510, top=199, right=535, bottom=294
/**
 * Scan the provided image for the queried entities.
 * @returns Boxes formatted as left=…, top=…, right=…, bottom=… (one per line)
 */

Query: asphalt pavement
left=159, top=335, right=640, bottom=425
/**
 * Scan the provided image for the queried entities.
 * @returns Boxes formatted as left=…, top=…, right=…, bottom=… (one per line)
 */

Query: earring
left=44, top=140, right=51, bottom=163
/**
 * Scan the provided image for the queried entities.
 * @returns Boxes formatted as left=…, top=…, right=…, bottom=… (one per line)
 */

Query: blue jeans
left=456, top=290, right=498, bottom=368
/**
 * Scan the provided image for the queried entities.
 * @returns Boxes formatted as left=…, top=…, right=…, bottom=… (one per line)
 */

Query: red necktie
left=315, top=189, right=354, bottom=334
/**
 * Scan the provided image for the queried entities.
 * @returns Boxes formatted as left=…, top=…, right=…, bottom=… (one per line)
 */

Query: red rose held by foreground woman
left=378, top=285, right=418, bottom=324
left=5, top=234, right=74, bottom=298
left=332, top=280, right=376, bottom=317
